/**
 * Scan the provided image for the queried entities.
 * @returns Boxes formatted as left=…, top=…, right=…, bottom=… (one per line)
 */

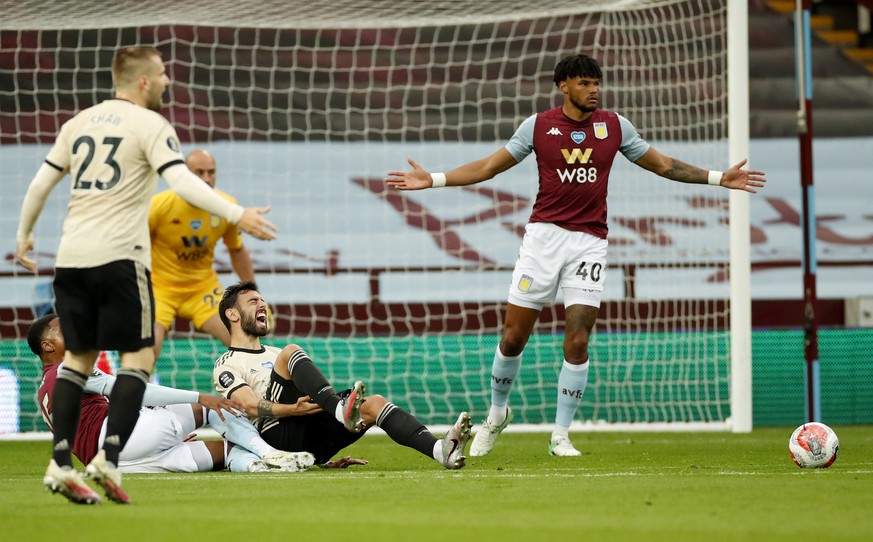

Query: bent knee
left=281, top=344, right=303, bottom=356
left=361, top=394, right=387, bottom=424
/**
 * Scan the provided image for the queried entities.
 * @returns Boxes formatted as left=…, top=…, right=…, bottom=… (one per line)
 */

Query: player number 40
left=575, top=261, right=602, bottom=282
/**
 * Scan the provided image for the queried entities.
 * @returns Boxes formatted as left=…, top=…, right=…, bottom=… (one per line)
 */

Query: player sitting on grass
left=29, top=314, right=315, bottom=504
left=213, top=281, right=472, bottom=470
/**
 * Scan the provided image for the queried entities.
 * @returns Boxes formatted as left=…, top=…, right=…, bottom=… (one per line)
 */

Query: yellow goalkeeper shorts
left=153, top=280, right=224, bottom=330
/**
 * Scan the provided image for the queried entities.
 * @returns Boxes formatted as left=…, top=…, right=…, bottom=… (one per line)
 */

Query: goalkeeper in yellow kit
left=149, top=149, right=259, bottom=360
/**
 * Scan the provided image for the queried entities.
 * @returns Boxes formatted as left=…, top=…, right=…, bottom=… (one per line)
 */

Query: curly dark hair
left=27, top=313, right=58, bottom=356
left=219, top=281, right=259, bottom=331
left=553, top=54, right=602, bottom=86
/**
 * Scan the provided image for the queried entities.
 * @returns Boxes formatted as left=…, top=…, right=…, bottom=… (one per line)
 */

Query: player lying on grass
left=29, top=314, right=316, bottom=503
left=214, top=281, right=472, bottom=470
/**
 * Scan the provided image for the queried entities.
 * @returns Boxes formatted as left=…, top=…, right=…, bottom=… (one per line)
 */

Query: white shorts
left=98, top=404, right=214, bottom=473
left=508, top=222, right=608, bottom=310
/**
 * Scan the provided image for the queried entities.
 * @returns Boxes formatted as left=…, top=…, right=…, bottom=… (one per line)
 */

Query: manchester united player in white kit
left=15, top=46, right=277, bottom=504
left=213, top=281, right=472, bottom=470
left=386, top=54, right=766, bottom=457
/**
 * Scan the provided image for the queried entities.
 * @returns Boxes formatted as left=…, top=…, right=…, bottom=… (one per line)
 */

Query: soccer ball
left=789, top=422, right=839, bottom=468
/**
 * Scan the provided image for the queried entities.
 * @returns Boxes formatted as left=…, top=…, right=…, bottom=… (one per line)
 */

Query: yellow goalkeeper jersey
left=149, top=188, right=244, bottom=289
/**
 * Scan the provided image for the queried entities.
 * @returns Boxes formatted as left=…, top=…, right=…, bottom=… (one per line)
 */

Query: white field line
left=0, top=422, right=740, bottom=442
left=129, top=467, right=873, bottom=482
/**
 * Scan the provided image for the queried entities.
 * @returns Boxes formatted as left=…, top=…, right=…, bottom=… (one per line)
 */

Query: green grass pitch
left=1, top=428, right=871, bottom=541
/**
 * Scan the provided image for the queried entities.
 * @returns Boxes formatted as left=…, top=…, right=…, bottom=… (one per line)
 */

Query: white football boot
left=440, top=412, right=472, bottom=469
left=469, top=407, right=513, bottom=457
left=262, top=450, right=316, bottom=472
left=44, top=459, right=101, bottom=505
left=548, top=435, right=582, bottom=457
left=85, top=450, right=130, bottom=504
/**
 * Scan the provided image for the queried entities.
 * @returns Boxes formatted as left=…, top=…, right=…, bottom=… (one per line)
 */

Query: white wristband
left=430, top=172, right=447, bottom=188
left=707, top=170, right=723, bottom=186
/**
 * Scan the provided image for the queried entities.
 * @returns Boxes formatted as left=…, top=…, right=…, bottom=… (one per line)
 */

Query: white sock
left=432, top=441, right=443, bottom=462
left=226, top=445, right=262, bottom=472
left=207, top=408, right=275, bottom=458
left=554, top=359, right=589, bottom=433
left=488, top=405, right=508, bottom=425
left=487, top=347, right=522, bottom=425
left=551, top=426, right=570, bottom=440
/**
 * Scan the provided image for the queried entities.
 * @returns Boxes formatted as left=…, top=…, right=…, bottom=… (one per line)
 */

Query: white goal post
left=0, top=0, right=751, bottom=434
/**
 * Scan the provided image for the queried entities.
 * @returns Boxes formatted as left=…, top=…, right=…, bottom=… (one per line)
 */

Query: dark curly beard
left=241, top=311, right=266, bottom=337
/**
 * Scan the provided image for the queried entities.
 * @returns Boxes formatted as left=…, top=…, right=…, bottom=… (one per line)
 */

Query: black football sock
left=375, top=402, right=438, bottom=458
left=51, top=367, right=88, bottom=468
left=102, top=368, right=149, bottom=465
left=287, top=349, right=341, bottom=414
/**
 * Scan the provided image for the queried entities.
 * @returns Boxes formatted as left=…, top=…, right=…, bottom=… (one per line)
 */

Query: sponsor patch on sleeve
left=218, top=371, right=235, bottom=388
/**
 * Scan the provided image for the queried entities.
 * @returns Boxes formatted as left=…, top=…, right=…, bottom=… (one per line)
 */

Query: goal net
left=0, top=0, right=737, bottom=434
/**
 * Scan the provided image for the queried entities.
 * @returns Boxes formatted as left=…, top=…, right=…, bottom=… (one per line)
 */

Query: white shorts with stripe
left=97, top=404, right=214, bottom=473
left=508, top=222, right=608, bottom=310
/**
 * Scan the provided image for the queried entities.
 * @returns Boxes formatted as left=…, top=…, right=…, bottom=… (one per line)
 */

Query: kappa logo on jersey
left=218, top=371, right=235, bottom=388
left=166, top=136, right=181, bottom=152
left=190, top=219, right=203, bottom=231
left=570, top=131, right=586, bottom=144
left=593, top=122, right=608, bottom=139
left=560, top=148, right=593, bottom=164
left=546, top=127, right=563, bottom=136
left=517, top=274, right=534, bottom=292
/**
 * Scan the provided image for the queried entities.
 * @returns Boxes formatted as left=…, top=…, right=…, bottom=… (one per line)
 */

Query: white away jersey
left=213, top=345, right=280, bottom=419
left=45, top=98, right=187, bottom=268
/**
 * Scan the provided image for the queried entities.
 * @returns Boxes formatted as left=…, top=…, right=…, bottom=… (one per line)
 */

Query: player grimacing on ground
left=213, top=281, right=472, bottom=470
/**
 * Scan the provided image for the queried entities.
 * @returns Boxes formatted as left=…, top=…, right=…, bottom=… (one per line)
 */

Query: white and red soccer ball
left=789, top=422, right=839, bottom=468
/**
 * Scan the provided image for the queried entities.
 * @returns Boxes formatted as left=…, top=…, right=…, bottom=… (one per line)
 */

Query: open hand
left=237, top=207, right=277, bottom=240
left=385, top=157, right=433, bottom=190
left=198, top=393, right=243, bottom=421
left=721, top=159, right=766, bottom=193
left=318, top=456, right=369, bottom=468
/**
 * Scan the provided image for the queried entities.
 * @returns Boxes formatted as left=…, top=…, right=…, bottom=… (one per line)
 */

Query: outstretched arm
left=633, top=147, right=766, bottom=193
left=385, top=148, right=518, bottom=190
left=230, top=383, right=323, bottom=419
left=84, top=370, right=240, bottom=419
left=163, top=164, right=278, bottom=240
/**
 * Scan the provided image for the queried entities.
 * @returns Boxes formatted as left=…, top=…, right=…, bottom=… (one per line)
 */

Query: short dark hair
left=219, top=281, right=259, bottom=331
left=27, top=313, right=58, bottom=356
left=553, top=54, right=602, bottom=86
